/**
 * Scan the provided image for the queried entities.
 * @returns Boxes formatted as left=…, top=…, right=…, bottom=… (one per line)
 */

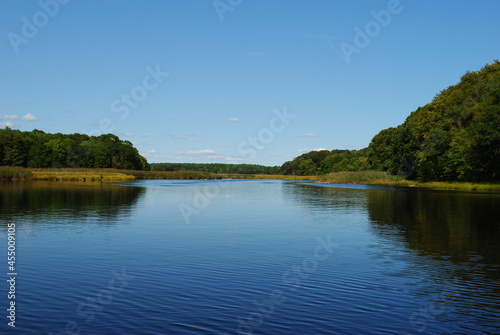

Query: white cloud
left=140, top=134, right=151, bottom=137
left=0, top=122, right=14, bottom=128
left=22, top=113, right=38, bottom=121
left=1, top=114, right=18, bottom=120
left=294, top=133, right=318, bottom=138
left=226, top=117, right=241, bottom=122
left=187, top=149, right=219, bottom=155
left=297, top=148, right=328, bottom=153
left=147, top=149, right=157, bottom=154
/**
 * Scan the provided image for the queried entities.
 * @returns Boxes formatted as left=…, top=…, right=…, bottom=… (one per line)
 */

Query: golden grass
left=31, top=171, right=136, bottom=182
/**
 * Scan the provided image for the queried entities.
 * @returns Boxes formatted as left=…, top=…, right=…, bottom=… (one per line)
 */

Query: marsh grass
left=0, top=166, right=34, bottom=180
left=318, top=171, right=402, bottom=183
left=317, top=171, right=500, bottom=192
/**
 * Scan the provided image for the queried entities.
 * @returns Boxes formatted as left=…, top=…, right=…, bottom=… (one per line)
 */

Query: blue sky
left=1, top=0, right=499, bottom=166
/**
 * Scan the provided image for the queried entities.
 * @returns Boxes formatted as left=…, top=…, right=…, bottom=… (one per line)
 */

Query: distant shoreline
left=1, top=167, right=499, bottom=192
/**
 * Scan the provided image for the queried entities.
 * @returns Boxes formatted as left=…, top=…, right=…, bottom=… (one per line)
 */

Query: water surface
left=1, top=180, right=499, bottom=334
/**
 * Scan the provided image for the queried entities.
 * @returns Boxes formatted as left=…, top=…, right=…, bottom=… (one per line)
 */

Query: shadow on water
left=285, top=182, right=500, bottom=333
left=0, top=181, right=146, bottom=227
left=285, top=181, right=500, bottom=275
left=366, top=188, right=500, bottom=273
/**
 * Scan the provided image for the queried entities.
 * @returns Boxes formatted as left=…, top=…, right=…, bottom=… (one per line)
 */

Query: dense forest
left=280, top=149, right=369, bottom=176
left=280, top=61, right=500, bottom=182
left=368, top=61, right=500, bottom=182
left=0, top=129, right=149, bottom=170
left=151, top=162, right=280, bottom=174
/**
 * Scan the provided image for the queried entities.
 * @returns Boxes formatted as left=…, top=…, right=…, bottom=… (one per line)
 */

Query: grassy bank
left=317, top=170, right=500, bottom=192
left=0, top=167, right=220, bottom=182
left=317, top=171, right=403, bottom=184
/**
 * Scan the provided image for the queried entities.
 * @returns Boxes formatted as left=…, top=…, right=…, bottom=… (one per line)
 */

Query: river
left=1, top=180, right=499, bottom=334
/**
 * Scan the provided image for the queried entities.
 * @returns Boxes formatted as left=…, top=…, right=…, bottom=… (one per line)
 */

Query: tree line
left=151, top=162, right=280, bottom=174
left=0, top=129, right=149, bottom=170
left=280, top=61, right=499, bottom=182
left=367, top=61, right=500, bottom=182
left=280, top=149, right=369, bottom=176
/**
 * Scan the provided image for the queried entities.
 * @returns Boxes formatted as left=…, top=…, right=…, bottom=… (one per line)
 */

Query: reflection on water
left=0, top=181, right=145, bottom=226
left=367, top=188, right=500, bottom=271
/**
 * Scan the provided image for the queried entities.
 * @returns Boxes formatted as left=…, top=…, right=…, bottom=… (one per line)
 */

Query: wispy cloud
left=169, top=117, right=179, bottom=121
left=294, top=133, right=318, bottom=138
left=186, top=149, right=219, bottom=155
left=140, top=134, right=151, bottom=137
left=226, top=117, right=241, bottom=122
left=0, top=122, right=14, bottom=128
left=147, top=149, right=157, bottom=154
left=297, top=147, right=328, bottom=153
left=1, top=114, right=18, bottom=120
left=22, top=113, right=38, bottom=121
left=166, top=134, right=197, bottom=140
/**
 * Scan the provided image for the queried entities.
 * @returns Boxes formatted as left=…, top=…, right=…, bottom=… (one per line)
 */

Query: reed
left=0, top=166, right=34, bottom=180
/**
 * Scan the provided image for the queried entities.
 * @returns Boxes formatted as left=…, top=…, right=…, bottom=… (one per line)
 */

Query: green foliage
left=318, top=171, right=402, bottom=183
left=281, top=149, right=370, bottom=176
left=0, top=129, right=150, bottom=170
left=369, top=60, right=500, bottom=182
left=151, top=163, right=280, bottom=175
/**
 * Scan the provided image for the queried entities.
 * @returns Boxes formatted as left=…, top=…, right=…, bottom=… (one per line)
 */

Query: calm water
left=1, top=180, right=499, bottom=334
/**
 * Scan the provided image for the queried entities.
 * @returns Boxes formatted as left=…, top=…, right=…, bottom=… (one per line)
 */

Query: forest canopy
left=151, top=162, right=280, bottom=175
left=280, top=149, right=370, bottom=176
left=280, top=61, right=499, bottom=182
left=0, top=129, right=149, bottom=170
left=368, top=60, right=500, bottom=182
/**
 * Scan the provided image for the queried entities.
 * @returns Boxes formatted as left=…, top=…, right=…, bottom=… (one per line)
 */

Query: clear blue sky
left=1, top=0, right=499, bottom=166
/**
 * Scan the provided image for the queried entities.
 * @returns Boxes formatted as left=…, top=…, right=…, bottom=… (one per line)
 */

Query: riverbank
left=2, top=167, right=499, bottom=192
left=316, top=171, right=500, bottom=192
left=0, top=167, right=218, bottom=182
